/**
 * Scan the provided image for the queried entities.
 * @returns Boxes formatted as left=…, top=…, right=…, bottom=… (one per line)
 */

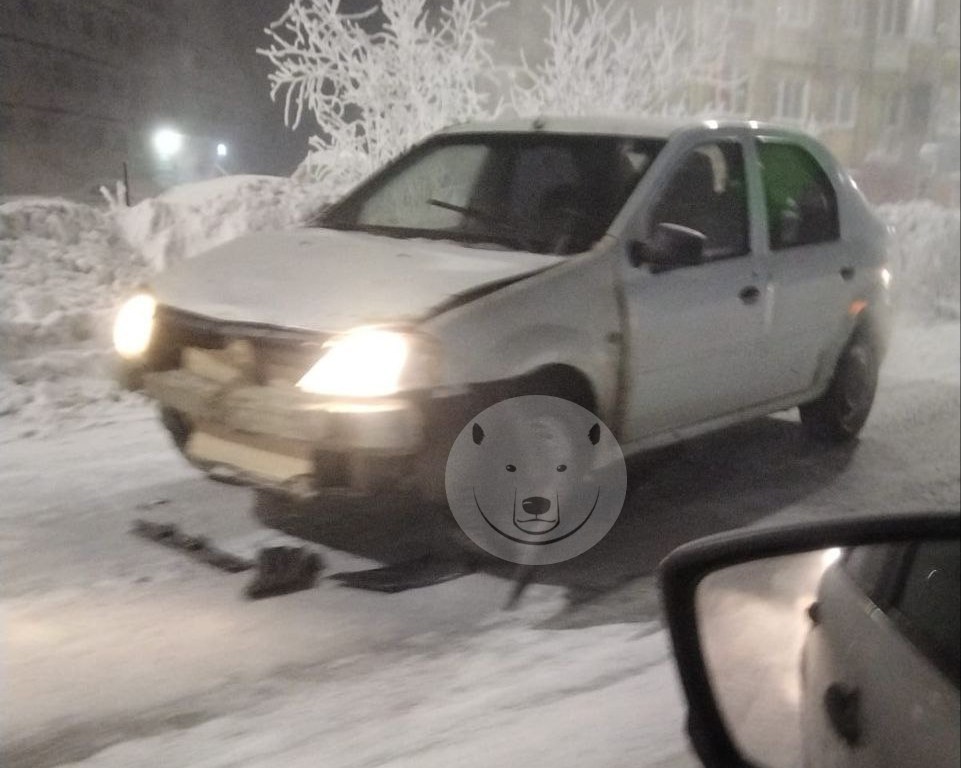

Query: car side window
left=890, top=541, right=960, bottom=686
left=757, top=140, right=840, bottom=250
left=651, top=141, right=750, bottom=262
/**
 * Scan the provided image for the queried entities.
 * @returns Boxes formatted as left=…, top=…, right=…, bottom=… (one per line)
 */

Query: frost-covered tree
left=258, top=0, right=504, bottom=192
left=509, top=0, right=737, bottom=118
left=261, top=0, right=740, bottom=187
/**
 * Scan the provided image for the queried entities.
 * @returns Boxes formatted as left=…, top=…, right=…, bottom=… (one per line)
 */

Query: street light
left=216, top=142, right=228, bottom=158
left=152, top=127, right=183, bottom=160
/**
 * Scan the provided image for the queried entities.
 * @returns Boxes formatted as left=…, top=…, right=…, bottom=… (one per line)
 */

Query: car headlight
left=297, top=328, right=412, bottom=397
left=113, top=293, right=156, bottom=359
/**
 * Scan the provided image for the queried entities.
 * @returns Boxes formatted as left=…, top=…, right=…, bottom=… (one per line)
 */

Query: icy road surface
left=2, top=320, right=958, bottom=768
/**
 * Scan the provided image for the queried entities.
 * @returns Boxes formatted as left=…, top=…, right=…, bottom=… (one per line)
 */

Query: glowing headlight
left=297, top=329, right=410, bottom=397
left=113, top=294, right=156, bottom=359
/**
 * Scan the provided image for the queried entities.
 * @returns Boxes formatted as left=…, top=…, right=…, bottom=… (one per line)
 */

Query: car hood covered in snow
left=151, top=228, right=562, bottom=333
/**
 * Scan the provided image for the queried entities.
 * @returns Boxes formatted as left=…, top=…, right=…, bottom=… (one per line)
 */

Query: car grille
left=148, top=305, right=328, bottom=385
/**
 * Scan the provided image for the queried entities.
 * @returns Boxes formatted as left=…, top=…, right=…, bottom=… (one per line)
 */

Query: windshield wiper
left=427, top=198, right=533, bottom=252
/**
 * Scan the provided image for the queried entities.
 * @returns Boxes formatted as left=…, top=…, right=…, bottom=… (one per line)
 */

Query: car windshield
left=321, top=134, right=664, bottom=255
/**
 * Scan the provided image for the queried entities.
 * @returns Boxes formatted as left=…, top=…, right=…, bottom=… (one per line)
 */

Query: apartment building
left=709, top=0, right=960, bottom=202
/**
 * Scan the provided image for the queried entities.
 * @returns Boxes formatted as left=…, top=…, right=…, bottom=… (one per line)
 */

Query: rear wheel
left=800, top=334, right=879, bottom=443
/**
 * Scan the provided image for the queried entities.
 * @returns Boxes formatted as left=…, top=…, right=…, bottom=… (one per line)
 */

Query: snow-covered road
left=2, top=319, right=958, bottom=768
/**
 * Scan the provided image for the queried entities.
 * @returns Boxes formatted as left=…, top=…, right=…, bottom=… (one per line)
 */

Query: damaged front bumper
left=142, top=366, right=425, bottom=499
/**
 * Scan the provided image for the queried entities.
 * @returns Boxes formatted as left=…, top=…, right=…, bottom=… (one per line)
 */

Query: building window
left=840, top=0, right=865, bottom=35
left=878, top=0, right=909, bottom=37
left=777, top=0, right=814, bottom=28
left=880, top=91, right=905, bottom=128
left=907, top=0, right=936, bottom=39
left=833, top=84, right=859, bottom=126
left=775, top=77, right=810, bottom=122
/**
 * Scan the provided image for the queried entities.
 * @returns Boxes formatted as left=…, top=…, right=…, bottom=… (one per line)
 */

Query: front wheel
left=800, top=335, right=879, bottom=443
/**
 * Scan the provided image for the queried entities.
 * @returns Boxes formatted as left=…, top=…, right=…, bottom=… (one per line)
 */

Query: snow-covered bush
left=509, top=0, right=735, bottom=118
left=258, top=0, right=504, bottom=195
left=880, top=201, right=961, bottom=318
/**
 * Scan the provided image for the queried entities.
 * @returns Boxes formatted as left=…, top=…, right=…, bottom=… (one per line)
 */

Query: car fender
left=422, top=243, right=623, bottom=422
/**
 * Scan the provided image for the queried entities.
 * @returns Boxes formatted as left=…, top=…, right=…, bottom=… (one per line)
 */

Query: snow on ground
left=54, top=622, right=689, bottom=768
left=0, top=416, right=698, bottom=767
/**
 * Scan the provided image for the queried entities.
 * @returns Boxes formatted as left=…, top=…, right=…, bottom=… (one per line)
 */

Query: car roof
left=437, top=114, right=805, bottom=141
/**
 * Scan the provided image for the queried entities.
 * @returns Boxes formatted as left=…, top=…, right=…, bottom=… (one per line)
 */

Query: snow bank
left=0, top=176, right=333, bottom=428
left=116, top=175, right=334, bottom=271
left=879, top=201, right=961, bottom=318
left=0, top=198, right=148, bottom=427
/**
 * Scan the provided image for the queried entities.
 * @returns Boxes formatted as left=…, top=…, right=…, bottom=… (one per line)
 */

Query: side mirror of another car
left=630, top=223, right=707, bottom=272
left=658, top=510, right=961, bottom=768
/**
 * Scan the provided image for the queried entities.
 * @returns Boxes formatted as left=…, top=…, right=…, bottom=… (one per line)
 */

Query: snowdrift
left=117, top=175, right=332, bottom=271
left=878, top=201, right=961, bottom=319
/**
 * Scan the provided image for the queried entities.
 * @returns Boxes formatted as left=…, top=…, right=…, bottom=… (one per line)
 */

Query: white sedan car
left=113, top=117, right=893, bottom=505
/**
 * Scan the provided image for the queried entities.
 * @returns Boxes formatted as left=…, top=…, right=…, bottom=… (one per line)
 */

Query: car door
left=805, top=542, right=960, bottom=768
left=619, top=136, right=770, bottom=441
left=755, top=139, right=858, bottom=399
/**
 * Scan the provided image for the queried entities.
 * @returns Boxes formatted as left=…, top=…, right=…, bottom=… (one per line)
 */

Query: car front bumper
left=142, top=367, right=425, bottom=497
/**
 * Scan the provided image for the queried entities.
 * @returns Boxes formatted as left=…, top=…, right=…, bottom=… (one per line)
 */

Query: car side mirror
left=658, top=510, right=960, bottom=768
left=630, top=223, right=707, bottom=272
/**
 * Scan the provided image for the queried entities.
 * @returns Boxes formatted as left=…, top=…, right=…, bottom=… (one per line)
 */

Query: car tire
left=514, top=367, right=597, bottom=413
left=251, top=488, right=308, bottom=532
left=799, top=332, right=879, bottom=443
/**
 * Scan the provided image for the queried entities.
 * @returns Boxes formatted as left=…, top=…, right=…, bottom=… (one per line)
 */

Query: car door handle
left=738, top=286, right=761, bottom=305
left=824, top=682, right=861, bottom=746
left=840, top=266, right=856, bottom=281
